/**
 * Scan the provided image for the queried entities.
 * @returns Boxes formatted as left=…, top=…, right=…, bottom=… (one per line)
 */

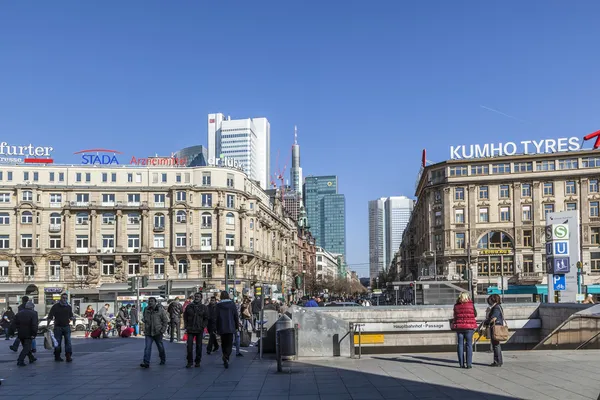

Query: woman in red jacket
left=452, top=292, right=477, bottom=369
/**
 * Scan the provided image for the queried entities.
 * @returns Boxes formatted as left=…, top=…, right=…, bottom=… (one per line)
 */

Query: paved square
left=0, top=337, right=598, bottom=399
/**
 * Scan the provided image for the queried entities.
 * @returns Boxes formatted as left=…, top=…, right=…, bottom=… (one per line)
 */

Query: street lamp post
left=302, top=269, right=306, bottom=297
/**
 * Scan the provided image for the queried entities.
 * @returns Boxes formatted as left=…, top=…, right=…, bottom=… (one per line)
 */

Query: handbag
left=491, top=306, right=509, bottom=342
left=44, top=331, right=54, bottom=350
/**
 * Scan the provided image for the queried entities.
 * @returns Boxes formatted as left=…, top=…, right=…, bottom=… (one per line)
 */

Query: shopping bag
left=50, top=331, right=58, bottom=348
left=44, top=331, right=54, bottom=350
left=240, top=330, right=251, bottom=347
left=182, top=333, right=188, bottom=341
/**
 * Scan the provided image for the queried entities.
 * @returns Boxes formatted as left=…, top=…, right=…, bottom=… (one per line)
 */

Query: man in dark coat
left=206, top=297, right=219, bottom=354
left=183, top=292, right=208, bottom=368
left=167, top=298, right=183, bottom=342
left=9, top=296, right=30, bottom=351
left=251, top=296, right=262, bottom=331
left=47, top=293, right=75, bottom=362
left=216, top=291, right=240, bottom=369
left=10, top=301, right=38, bottom=366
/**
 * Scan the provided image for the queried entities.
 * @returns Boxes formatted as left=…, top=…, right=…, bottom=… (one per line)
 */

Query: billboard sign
left=0, top=142, right=54, bottom=164
left=75, top=149, right=122, bottom=165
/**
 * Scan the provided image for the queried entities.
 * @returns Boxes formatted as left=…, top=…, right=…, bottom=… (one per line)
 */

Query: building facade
left=0, top=164, right=297, bottom=308
left=207, top=113, right=270, bottom=189
left=316, top=246, right=339, bottom=281
left=303, top=176, right=346, bottom=257
left=369, top=196, right=414, bottom=281
left=400, top=149, right=600, bottom=289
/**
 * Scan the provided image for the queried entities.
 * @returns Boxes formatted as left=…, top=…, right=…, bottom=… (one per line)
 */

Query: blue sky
left=2, top=1, right=600, bottom=277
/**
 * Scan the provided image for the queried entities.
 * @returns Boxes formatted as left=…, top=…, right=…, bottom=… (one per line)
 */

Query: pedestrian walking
left=167, top=297, right=183, bottom=342
left=9, top=301, right=38, bottom=366
left=46, top=293, right=75, bottom=362
left=484, top=294, right=504, bottom=367
left=2, top=306, right=14, bottom=340
left=9, top=296, right=33, bottom=352
left=206, top=297, right=219, bottom=354
left=451, top=292, right=477, bottom=369
left=183, top=292, right=208, bottom=368
left=116, top=305, right=128, bottom=336
left=130, top=304, right=139, bottom=336
left=140, top=297, right=168, bottom=368
left=216, top=291, right=240, bottom=369
left=183, top=295, right=193, bottom=313
left=251, top=296, right=262, bottom=331
left=97, top=304, right=111, bottom=338
left=240, top=297, right=252, bottom=332
left=84, top=305, right=95, bottom=334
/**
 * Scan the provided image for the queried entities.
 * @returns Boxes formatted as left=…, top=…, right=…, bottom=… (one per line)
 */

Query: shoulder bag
left=491, top=306, right=509, bottom=342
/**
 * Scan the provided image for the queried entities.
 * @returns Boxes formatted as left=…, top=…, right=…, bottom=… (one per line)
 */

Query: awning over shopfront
left=69, top=288, right=100, bottom=296
left=0, top=284, right=39, bottom=295
left=586, top=285, right=600, bottom=294
left=98, top=281, right=203, bottom=292
left=487, top=285, right=548, bottom=295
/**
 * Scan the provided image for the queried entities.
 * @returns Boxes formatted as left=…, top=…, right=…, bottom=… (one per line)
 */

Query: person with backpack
left=9, top=301, right=38, bottom=366
left=183, top=292, right=208, bottom=368
left=167, top=298, right=183, bottom=342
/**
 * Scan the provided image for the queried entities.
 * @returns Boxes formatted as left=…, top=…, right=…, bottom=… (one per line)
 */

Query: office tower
left=290, top=126, right=303, bottom=197
left=304, top=176, right=346, bottom=257
left=207, top=113, right=270, bottom=189
left=174, top=145, right=208, bottom=167
left=369, top=196, right=414, bottom=280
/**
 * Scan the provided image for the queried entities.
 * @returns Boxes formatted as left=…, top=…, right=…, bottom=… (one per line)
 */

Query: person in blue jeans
left=451, top=292, right=477, bottom=369
left=47, top=293, right=75, bottom=362
left=140, top=297, right=169, bottom=368
left=9, top=297, right=37, bottom=353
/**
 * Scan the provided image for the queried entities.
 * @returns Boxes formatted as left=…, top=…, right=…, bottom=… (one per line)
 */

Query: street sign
left=497, top=276, right=509, bottom=291
left=547, top=257, right=571, bottom=274
left=545, top=225, right=553, bottom=242
left=545, top=242, right=553, bottom=256
left=553, top=275, right=566, bottom=291
left=551, top=224, right=569, bottom=240
left=552, top=241, right=569, bottom=256
left=393, top=286, right=400, bottom=291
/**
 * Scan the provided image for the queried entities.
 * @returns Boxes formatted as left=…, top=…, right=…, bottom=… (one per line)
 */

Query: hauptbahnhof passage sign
left=450, top=137, right=581, bottom=160
left=353, top=319, right=540, bottom=332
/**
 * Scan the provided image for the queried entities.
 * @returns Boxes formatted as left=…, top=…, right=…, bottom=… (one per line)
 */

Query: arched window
left=50, top=212, right=61, bottom=225
left=477, top=231, right=513, bottom=249
left=226, top=212, right=235, bottom=226
left=154, top=213, right=165, bottom=228
left=250, top=218, right=254, bottom=230
left=201, top=212, right=212, bottom=228
left=21, top=211, right=33, bottom=224
left=76, top=212, right=89, bottom=225
left=176, top=210, right=187, bottom=223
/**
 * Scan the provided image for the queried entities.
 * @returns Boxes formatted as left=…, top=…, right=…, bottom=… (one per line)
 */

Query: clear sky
left=2, top=1, right=600, bottom=277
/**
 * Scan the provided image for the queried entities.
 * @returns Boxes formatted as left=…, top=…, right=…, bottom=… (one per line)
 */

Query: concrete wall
left=291, top=304, right=541, bottom=357
left=537, top=303, right=592, bottom=338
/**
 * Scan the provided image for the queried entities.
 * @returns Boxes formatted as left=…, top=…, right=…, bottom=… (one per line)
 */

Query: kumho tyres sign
left=450, top=137, right=581, bottom=160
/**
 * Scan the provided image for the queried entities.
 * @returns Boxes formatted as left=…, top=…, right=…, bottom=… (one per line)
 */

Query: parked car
left=324, top=302, right=361, bottom=307
left=39, top=314, right=87, bottom=331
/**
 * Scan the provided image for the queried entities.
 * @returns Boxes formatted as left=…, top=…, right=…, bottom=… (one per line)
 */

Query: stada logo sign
left=75, top=149, right=122, bottom=165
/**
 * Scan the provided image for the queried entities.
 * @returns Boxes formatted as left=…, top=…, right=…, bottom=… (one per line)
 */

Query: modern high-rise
left=304, top=176, right=346, bottom=257
left=368, top=196, right=414, bottom=280
left=290, top=126, right=303, bottom=197
left=173, top=145, right=208, bottom=167
left=207, top=113, right=270, bottom=189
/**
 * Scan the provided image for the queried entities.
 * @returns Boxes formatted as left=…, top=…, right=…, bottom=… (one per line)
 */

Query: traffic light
left=127, top=277, right=137, bottom=291
left=254, top=286, right=262, bottom=297
left=141, top=275, right=149, bottom=288
left=159, top=280, right=173, bottom=299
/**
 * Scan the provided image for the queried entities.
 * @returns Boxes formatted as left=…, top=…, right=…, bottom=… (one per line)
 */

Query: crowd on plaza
left=1, top=290, right=295, bottom=369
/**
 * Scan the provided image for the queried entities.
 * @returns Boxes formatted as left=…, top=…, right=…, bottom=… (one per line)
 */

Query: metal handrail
left=576, top=330, right=600, bottom=350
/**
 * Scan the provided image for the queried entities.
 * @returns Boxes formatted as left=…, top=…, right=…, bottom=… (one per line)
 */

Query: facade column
left=217, top=210, right=225, bottom=251
left=142, top=209, right=150, bottom=252
left=116, top=210, right=124, bottom=252
left=63, top=211, right=71, bottom=252
left=90, top=210, right=97, bottom=252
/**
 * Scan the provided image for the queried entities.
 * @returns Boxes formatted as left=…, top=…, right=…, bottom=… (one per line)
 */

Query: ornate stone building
left=0, top=164, right=297, bottom=307
left=400, top=149, right=600, bottom=289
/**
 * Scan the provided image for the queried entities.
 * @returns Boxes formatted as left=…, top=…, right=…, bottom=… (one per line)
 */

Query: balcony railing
left=127, top=248, right=140, bottom=253
left=101, top=201, right=116, bottom=206
left=154, top=202, right=165, bottom=208
left=200, top=245, right=211, bottom=251
left=100, top=248, right=115, bottom=254
left=49, top=202, right=62, bottom=208
left=48, top=275, right=61, bottom=282
left=24, top=275, right=35, bottom=282
left=178, top=273, right=187, bottom=279
left=201, top=224, right=212, bottom=229
left=75, top=248, right=89, bottom=254
left=49, top=224, right=61, bottom=233
left=154, top=225, right=165, bottom=232
left=154, top=273, right=165, bottom=279
left=70, top=201, right=92, bottom=207
left=0, top=276, right=9, bottom=282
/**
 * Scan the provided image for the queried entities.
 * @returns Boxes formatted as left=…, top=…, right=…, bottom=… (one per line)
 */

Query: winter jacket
left=251, top=297, right=262, bottom=314
left=167, top=301, right=183, bottom=323
left=452, top=300, right=477, bottom=331
left=216, top=300, right=240, bottom=335
left=11, top=306, right=38, bottom=339
left=143, top=304, right=169, bottom=337
left=129, top=308, right=138, bottom=325
left=84, top=309, right=95, bottom=320
left=304, top=299, right=319, bottom=307
left=240, top=303, right=252, bottom=320
left=485, top=304, right=504, bottom=327
left=117, top=308, right=128, bottom=325
left=1, top=309, right=14, bottom=328
left=183, top=302, right=209, bottom=334
left=207, top=303, right=218, bottom=332
left=98, top=307, right=110, bottom=323
left=47, top=302, right=74, bottom=328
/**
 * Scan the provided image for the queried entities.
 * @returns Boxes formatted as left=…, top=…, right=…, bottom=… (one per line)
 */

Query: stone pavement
left=0, top=336, right=599, bottom=400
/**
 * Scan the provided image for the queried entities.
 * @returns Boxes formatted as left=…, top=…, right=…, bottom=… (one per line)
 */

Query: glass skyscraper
left=304, top=176, right=346, bottom=257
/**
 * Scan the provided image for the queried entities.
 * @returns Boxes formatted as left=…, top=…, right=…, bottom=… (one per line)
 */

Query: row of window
left=0, top=232, right=240, bottom=251
left=450, top=180, right=599, bottom=203
left=448, top=201, right=600, bottom=224
left=1, top=191, right=241, bottom=209
left=447, top=157, right=600, bottom=177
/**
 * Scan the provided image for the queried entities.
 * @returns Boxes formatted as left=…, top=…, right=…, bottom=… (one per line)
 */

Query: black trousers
left=220, top=333, right=234, bottom=362
left=186, top=332, right=203, bottom=363
left=207, top=330, right=219, bottom=352
left=170, top=321, right=180, bottom=342
left=18, top=338, right=34, bottom=364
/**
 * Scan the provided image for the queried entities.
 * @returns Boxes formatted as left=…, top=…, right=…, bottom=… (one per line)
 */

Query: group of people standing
left=452, top=293, right=505, bottom=368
